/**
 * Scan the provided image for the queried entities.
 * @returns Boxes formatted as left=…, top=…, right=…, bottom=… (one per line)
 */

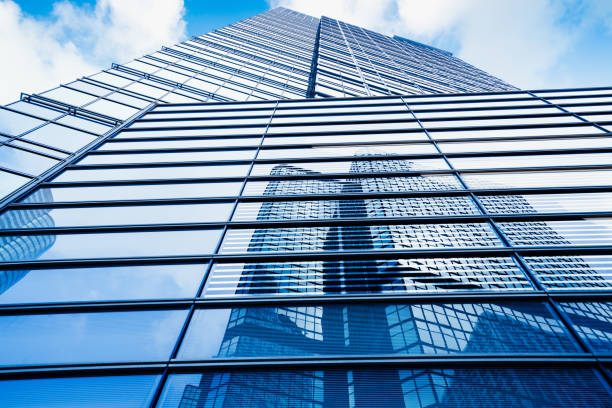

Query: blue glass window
left=158, top=368, right=611, bottom=408
left=0, top=229, right=222, bottom=262
left=0, top=374, right=160, bottom=408
left=178, top=302, right=576, bottom=360
left=0, top=309, right=187, bottom=366
left=560, top=302, right=612, bottom=353
left=0, top=264, right=205, bottom=304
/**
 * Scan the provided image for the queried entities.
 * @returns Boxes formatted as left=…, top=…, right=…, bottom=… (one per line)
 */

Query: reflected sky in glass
left=0, top=375, right=160, bottom=408
left=0, top=309, right=187, bottom=365
left=0, top=229, right=222, bottom=262
left=0, top=264, right=206, bottom=304
left=1, top=203, right=233, bottom=228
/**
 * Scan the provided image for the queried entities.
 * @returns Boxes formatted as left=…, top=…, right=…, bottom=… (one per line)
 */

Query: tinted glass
left=23, top=182, right=241, bottom=202
left=203, top=257, right=531, bottom=297
left=0, top=375, right=160, bottom=408
left=54, top=164, right=249, bottom=182
left=159, top=368, right=612, bottom=408
left=0, top=145, right=58, bottom=175
left=0, top=309, right=187, bottom=365
left=22, top=123, right=97, bottom=152
left=178, top=302, right=575, bottom=360
left=0, top=203, right=233, bottom=228
left=0, top=264, right=205, bottom=304
left=0, top=108, right=45, bottom=136
left=560, top=302, right=612, bottom=353
left=0, top=229, right=222, bottom=262
left=524, top=255, right=612, bottom=290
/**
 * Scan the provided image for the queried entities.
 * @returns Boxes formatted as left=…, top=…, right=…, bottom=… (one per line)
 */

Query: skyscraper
left=1, top=7, right=612, bottom=407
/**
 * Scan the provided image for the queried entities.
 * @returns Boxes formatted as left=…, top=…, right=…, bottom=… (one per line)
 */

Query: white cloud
left=0, top=0, right=186, bottom=105
left=269, top=0, right=608, bottom=89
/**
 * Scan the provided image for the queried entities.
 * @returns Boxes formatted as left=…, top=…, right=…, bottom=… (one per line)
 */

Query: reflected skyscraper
left=0, top=189, right=55, bottom=294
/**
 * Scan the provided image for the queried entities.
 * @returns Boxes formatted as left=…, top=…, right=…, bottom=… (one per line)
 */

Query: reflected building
left=0, top=189, right=55, bottom=294
left=179, top=152, right=604, bottom=406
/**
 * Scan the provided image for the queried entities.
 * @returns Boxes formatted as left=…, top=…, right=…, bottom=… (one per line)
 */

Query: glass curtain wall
left=1, top=89, right=612, bottom=406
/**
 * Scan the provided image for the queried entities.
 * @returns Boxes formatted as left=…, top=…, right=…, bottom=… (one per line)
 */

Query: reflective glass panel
left=204, top=257, right=531, bottom=298
left=159, top=368, right=611, bottom=408
left=54, top=164, right=249, bottom=182
left=0, top=108, right=45, bottom=136
left=450, top=152, right=612, bottom=170
left=560, top=302, right=612, bottom=353
left=462, top=169, right=612, bottom=189
left=99, top=137, right=261, bottom=150
left=6, top=101, right=63, bottom=120
left=233, top=196, right=480, bottom=221
left=0, top=229, right=221, bottom=262
left=256, top=143, right=437, bottom=160
left=221, top=223, right=503, bottom=254
left=263, top=132, right=428, bottom=146
left=479, top=192, right=612, bottom=214
left=0, top=375, right=160, bottom=408
left=251, top=158, right=448, bottom=176
left=438, top=137, right=612, bottom=153
left=179, top=301, right=575, bottom=360
left=79, top=149, right=255, bottom=165
left=243, top=175, right=463, bottom=196
left=499, top=218, right=612, bottom=247
left=22, top=123, right=97, bottom=152
left=0, top=264, right=205, bottom=304
left=0, top=145, right=58, bottom=175
left=0, top=309, right=186, bottom=365
left=524, top=256, right=612, bottom=290
left=23, top=182, right=241, bottom=202
left=0, top=203, right=232, bottom=228
left=0, top=170, right=30, bottom=198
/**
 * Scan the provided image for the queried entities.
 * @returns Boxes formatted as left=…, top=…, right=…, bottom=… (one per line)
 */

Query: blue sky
left=1, top=0, right=611, bottom=104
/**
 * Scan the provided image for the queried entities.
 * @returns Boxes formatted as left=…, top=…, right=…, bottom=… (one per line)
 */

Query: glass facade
left=1, top=6, right=612, bottom=408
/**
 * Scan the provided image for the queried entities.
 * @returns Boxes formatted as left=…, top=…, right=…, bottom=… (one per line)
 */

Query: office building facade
left=1, top=7, right=612, bottom=407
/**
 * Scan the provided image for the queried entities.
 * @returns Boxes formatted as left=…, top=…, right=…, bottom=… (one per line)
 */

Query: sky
left=1, top=0, right=611, bottom=104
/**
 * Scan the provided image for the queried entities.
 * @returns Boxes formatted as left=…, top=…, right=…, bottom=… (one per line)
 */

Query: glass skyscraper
left=1, top=7, right=612, bottom=407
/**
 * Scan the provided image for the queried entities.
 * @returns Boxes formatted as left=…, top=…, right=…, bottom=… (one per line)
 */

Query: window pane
left=6, top=101, right=63, bottom=120
left=251, top=158, right=448, bottom=176
left=79, top=150, right=255, bottom=165
left=243, top=175, right=463, bottom=196
left=0, top=309, right=186, bottom=365
left=86, top=99, right=139, bottom=120
left=221, top=223, right=503, bottom=254
left=99, top=138, right=261, bottom=150
left=158, top=368, right=611, bottom=408
left=499, top=218, right=612, bottom=247
left=462, top=169, right=612, bottom=189
left=22, top=123, right=97, bottom=152
left=439, top=137, right=612, bottom=153
left=205, top=257, right=531, bottom=298
left=450, top=152, right=612, bottom=170
left=0, top=264, right=205, bottom=304
left=479, top=192, right=612, bottom=214
left=0, top=229, right=222, bottom=262
left=179, top=301, right=574, bottom=360
left=0, top=170, right=30, bottom=198
left=22, top=182, right=241, bottom=203
left=56, top=115, right=112, bottom=135
left=524, top=255, right=612, bottom=290
left=0, top=375, right=160, bottom=408
left=0, top=145, right=58, bottom=175
left=54, top=164, right=249, bottom=182
left=263, top=132, right=427, bottom=146
left=560, top=302, right=612, bottom=353
left=0, top=203, right=232, bottom=228
left=257, top=143, right=438, bottom=160
left=0, top=108, right=45, bottom=136
left=233, top=196, right=480, bottom=221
